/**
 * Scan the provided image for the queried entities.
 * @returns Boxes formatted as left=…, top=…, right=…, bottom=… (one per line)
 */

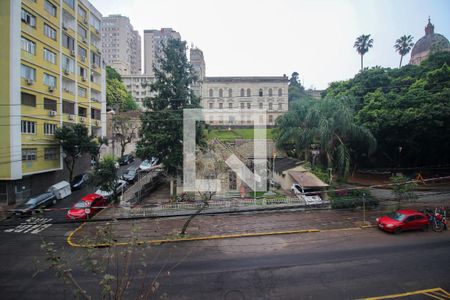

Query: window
left=62, top=55, right=74, bottom=73
left=208, top=103, right=213, bottom=109
left=278, top=103, right=282, bottom=110
left=22, top=148, right=37, bottom=161
left=229, top=102, right=233, bottom=109
left=240, top=89, right=245, bottom=97
left=62, top=100, right=75, bottom=114
left=247, top=103, right=251, bottom=109
left=259, top=102, right=263, bottom=109
left=44, top=98, right=57, bottom=111
left=43, top=48, right=56, bottom=64
left=269, top=115, right=273, bottom=123
left=259, top=89, right=263, bottom=97
left=269, top=102, right=273, bottom=110
left=240, top=103, right=245, bottom=109
left=21, top=37, right=36, bottom=54
left=91, top=108, right=101, bottom=120
left=209, top=89, right=213, bottom=98
left=62, top=33, right=75, bottom=51
left=246, top=89, right=251, bottom=97
left=228, top=89, right=232, bottom=97
left=229, top=171, right=237, bottom=190
left=63, top=0, right=74, bottom=9
left=268, top=88, right=273, bottom=96
left=219, top=103, right=223, bottom=109
left=44, top=0, right=57, bottom=17
left=21, top=64, right=36, bottom=81
left=21, top=121, right=36, bottom=134
left=44, top=147, right=59, bottom=160
left=78, top=26, right=87, bottom=39
left=78, top=46, right=87, bottom=61
left=219, top=89, right=223, bottom=97
left=21, top=9, right=36, bottom=28
left=278, top=88, right=283, bottom=96
left=44, top=24, right=57, bottom=40
left=90, top=14, right=100, bottom=31
left=21, top=92, right=36, bottom=107
left=78, top=86, right=87, bottom=98
left=44, top=123, right=57, bottom=135
left=78, top=6, right=87, bottom=20
left=91, top=52, right=101, bottom=66
left=43, top=73, right=56, bottom=87
left=78, top=107, right=87, bottom=117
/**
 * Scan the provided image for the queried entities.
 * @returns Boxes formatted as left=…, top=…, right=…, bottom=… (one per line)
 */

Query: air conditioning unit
left=70, top=50, right=75, bottom=56
left=83, top=18, right=88, bottom=24
left=48, top=86, right=55, bottom=92
left=63, top=87, right=70, bottom=93
left=80, top=116, right=86, bottom=122
left=26, top=79, right=34, bottom=85
left=82, top=38, right=87, bottom=43
left=68, top=114, right=75, bottom=120
left=95, top=29, right=99, bottom=34
left=49, top=110, right=57, bottom=117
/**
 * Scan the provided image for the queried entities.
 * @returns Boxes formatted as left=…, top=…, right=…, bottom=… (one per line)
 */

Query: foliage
left=274, top=97, right=376, bottom=178
left=54, top=124, right=98, bottom=182
left=288, top=71, right=306, bottom=103
left=113, top=114, right=137, bottom=157
left=390, top=175, right=417, bottom=203
left=331, top=192, right=379, bottom=210
left=322, top=52, right=450, bottom=168
left=106, top=78, right=138, bottom=111
left=106, top=66, right=122, bottom=81
left=137, top=38, right=204, bottom=177
left=394, top=35, right=414, bottom=67
left=91, top=155, right=119, bottom=202
left=354, top=34, right=374, bottom=70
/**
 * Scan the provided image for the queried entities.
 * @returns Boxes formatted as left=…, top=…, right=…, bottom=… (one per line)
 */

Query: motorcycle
left=423, top=208, right=447, bottom=232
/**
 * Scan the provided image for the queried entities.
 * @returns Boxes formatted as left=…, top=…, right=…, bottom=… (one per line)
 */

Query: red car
left=66, top=194, right=107, bottom=220
left=376, top=209, right=429, bottom=233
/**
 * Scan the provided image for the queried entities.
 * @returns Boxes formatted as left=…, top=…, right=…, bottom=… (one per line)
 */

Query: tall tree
left=54, top=124, right=98, bottom=182
left=106, top=66, right=138, bottom=111
left=394, top=35, right=414, bottom=67
left=91, top=155, right=120, bottom=203
left=137, top=38, right=203, bottom=178
left=288, top=71, right=306, bottom=103
left=354, top=34, right=374, bottom=70
left=113, top=114, right=137, bottom=158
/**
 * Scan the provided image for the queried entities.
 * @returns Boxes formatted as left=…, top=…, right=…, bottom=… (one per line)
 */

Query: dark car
left=119, top=154, right=134, bottom=166
left=70, top=173, right=90, bottom=191
left=121, top=167, right=139, bottom=183
left=14, top=192, right=57, bottom=216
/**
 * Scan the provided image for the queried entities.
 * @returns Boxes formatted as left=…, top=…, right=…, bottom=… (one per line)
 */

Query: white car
left=291, top=183, right=302, bottom=194
left=95, top=179, right=128, bottom=199
left=139, top=157, right=159, bottom=172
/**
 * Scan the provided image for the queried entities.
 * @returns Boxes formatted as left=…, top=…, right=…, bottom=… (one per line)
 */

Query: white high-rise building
left=143, top=28, right=181, bottom=76
left=101, top=14, right=141, bottom=75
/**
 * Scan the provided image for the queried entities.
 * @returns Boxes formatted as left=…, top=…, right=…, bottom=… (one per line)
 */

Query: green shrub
left=331, top=192, right=379, bottom=210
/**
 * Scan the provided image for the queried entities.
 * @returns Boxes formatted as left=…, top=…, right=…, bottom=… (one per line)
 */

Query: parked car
left=119, top=154, right=134, bottom=166
left=70, top=173, right=90, bottom=191
left=66, top=194, right=107, bottom=220
left=14, top=192, right=57, bottom=216
left=139, top=157, right=159, bottom=172
left=95, top=179, right=128, bottom=199
left=121, top=167, right=139, bottom=183
left=376, top=209, right=429, bottom=234
left=291, top=183, right=302, bottom=194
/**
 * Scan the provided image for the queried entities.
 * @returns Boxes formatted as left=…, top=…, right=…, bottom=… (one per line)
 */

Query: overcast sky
left=92, top=0, right=450, bottom=89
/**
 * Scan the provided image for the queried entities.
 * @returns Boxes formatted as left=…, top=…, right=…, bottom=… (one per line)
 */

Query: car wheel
left=394, top=227, right=402, bottom=234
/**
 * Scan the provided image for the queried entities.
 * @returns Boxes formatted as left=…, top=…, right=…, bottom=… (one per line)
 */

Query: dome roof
left=411, top=18, right=450, bottom=57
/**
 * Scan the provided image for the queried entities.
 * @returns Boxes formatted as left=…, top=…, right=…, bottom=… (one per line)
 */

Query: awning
left=288, top=171, right=329, bottom=188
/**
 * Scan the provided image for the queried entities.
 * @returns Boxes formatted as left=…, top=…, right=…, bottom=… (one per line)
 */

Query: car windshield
left=125, top=170, right=136, bottom=175
left=74, top=201, right=90, bottom=208
left=387, top=212, right=405, bottom=221
left=25, top=198, right=38, bottom=206
left=141, top=160, right=150, bottom=166
left=72, top=174, right=83, bottom=182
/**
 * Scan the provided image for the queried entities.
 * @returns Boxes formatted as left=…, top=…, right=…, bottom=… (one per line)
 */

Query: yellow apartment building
left=0, top=0, right=106, bottom=204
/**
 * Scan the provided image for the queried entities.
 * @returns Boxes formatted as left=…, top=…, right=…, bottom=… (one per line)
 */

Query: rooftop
left=205, top=76, right=288, bottom=83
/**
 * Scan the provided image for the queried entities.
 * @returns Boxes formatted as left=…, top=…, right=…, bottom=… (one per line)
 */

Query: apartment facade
left=143, top=28, right=180, bottom=76
left=201, top=76, right=289, bottom=127
left=101, top=14, right=141, bottom=75
left=0, top=0, right=106, bottom=204
left=121, top=74, right=154, bottom=107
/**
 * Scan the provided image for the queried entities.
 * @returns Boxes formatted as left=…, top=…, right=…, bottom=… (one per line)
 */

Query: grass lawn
left=206, top=128, right=273, bottom=141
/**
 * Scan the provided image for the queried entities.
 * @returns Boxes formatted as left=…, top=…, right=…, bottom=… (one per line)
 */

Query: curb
left=67, top=224, right=375, bottom=248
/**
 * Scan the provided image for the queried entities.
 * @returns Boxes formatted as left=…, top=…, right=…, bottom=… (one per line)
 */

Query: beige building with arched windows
left=200, top=76, right=289, bottom=127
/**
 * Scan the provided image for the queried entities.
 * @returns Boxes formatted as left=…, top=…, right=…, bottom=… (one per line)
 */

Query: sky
left=91, top=0, right=450, bottom=90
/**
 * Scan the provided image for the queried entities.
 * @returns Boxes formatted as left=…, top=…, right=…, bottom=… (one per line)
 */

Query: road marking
left=360, top=287, right=450, bottom=300
left=4, top=217, right=53, bottom=235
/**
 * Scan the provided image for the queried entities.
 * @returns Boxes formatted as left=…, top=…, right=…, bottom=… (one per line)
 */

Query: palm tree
left=394, top=35, right=414, bottom=67
left=354, top=34, right=374, bottom=71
